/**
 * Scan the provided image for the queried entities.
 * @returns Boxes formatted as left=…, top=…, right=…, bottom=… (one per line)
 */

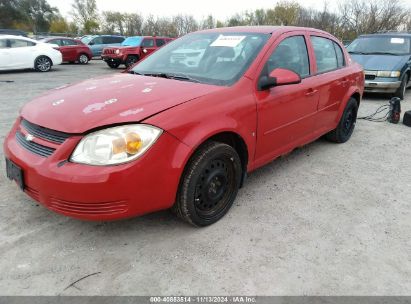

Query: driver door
left=255, top=33, right=320, bottom=165
left=140, top=38, right=156, bottom=59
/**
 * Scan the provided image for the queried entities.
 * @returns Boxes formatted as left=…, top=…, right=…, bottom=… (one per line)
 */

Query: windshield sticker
left=391, top=38, right=405, bottom=44
left=210, top=35, right=246, bottom=47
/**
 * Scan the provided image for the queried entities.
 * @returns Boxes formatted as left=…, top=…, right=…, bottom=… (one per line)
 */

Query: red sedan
left=41, top=37, right=93, bottom=64
left=4, top=27, right=364, bottom=226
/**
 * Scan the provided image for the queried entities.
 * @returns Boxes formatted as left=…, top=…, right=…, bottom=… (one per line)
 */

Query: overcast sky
left=48, top=0, right=340, bottom=21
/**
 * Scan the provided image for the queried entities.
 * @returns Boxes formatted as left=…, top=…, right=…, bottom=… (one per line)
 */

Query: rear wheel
left=125, top=55, right=139, bottom=68
left=173, top=141, right=242, bottom=227
left=394, top=74, right=408, bottom=100
left=106, top=61, right=120, bottom=69
left=78, top=53, right=89, bottom=64
left=325, top=97, right=358, bottom=143
left=34, top=56, right=52, bottom=72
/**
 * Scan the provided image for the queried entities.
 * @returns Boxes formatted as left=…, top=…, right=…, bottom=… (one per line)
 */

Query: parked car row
left=1, top=30, right=410, bottom=100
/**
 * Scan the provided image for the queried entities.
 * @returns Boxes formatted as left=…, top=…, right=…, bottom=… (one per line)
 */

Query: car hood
left=21, top=73, right=223, bottom=134
left=350, top=54, right=409, bottom=71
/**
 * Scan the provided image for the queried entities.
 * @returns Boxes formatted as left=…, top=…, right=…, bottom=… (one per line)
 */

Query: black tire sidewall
left=178, top=143, right=242, bottom=226
left=336, top=98, right=358, bottom=143
left=107, top=61, right=120, bottom=68
left=125, top=55, right=139, bottom=68
left=395, top=75, right=408, bottom=100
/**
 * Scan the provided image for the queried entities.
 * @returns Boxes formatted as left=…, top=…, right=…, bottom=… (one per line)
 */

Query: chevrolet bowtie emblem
left=25, top=134, right=34, bottom=142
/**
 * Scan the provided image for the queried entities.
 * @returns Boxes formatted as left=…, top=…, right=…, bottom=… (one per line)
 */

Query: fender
left=335, top=76, right=363, bottom=124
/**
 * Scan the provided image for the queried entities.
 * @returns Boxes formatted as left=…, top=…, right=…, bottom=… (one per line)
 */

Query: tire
left=106, top=61, right=120, bottom=69
left=125, top=55, right=139, bottom=68
left=173, top=141, right=242, bottom=227
left=394, top=74, right=408, bottom=100
left=325, top=97, right=358, bottom=143
left=34, top=56, right=52, bottom=72
left=78, top=53, right=89, bottom=64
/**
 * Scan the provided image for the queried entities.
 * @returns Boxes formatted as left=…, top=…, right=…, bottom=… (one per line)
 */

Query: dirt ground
left=0, top=60, right=410, bottom=295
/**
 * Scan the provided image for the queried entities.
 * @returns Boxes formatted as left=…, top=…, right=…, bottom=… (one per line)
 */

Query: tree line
left=1, top=0, right=410, bottom=41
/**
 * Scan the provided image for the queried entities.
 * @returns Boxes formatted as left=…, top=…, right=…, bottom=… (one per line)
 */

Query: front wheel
left=173, top=141, right=242, bottom=227
left=325, top=97, right=358, bottom=143
left=394, top=75, right=408, bottom=100
left=35, top=56, right=52, bottom=72
left=106, top=61, right=120, bottom=69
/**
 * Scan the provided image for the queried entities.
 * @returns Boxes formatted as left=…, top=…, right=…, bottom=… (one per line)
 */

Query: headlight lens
left=115, top=49, right=120, bottom=54
left=70, top=124, right=162, bottom=165
left=376, top=71, right=401, bottom=78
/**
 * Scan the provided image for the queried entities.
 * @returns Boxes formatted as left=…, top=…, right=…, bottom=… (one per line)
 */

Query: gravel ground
left=0, top=60, right=410, bottom=296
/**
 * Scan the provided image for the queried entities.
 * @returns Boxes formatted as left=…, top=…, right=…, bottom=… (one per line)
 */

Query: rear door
left=141, top=38, right=156, bottom=58
left=8, top=39, right=36, bottom=68
left=255, top=32, right=320, bottom=165
left=308, top=34, right=349, bottom=132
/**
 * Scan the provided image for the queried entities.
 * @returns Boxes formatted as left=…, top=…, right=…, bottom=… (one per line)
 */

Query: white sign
left=210, top=35, right=246, bottom=47
left=391, top=38, right=405, bottom=44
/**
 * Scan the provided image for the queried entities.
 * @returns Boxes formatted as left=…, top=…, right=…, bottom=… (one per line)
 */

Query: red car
left=4, top=27, right=364, bottom=226
left=102, top=36, right=173, bottom=68
left=41, top=37, right=93, bottom=64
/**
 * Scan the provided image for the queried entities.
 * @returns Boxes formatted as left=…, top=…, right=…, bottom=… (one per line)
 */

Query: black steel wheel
left=106, top=61, right=120, bottom=69
left=173, top=141, right=242, bottom=227
left=325, top=97, right=358, bottom=143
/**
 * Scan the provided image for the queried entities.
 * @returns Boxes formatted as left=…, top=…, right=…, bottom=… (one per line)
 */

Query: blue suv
left=347, top=33, right=411, bottom=99
left=81, top=35, right=125, bottom=57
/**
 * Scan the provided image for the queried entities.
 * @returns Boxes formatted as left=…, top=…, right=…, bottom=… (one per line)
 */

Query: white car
left=0, top=35, right=62, bottom=72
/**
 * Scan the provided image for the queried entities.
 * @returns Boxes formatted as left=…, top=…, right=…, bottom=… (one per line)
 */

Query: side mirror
left=88, top=41, right=94, bottom=46
left=258, top=68, right=301, bottom=91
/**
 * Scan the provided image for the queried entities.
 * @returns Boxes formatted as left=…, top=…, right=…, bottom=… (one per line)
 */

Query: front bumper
left=364, top=79, right=401, bottom=93
left=102, top=54, right=126, bottom=63
left=3, top=118, right=191, bottom=221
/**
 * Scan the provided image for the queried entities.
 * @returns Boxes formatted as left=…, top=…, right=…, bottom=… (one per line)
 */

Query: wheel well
left=351, top=92, right=361, bottom=107
left=206, top=132, right=248, bottom=187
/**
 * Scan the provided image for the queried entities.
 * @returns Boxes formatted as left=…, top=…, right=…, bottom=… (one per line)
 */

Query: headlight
left=70, top=124, right=162, bottom=165
left=115, top=49, right=120, bottom=54
left=376, top=71, right=401, bottom=78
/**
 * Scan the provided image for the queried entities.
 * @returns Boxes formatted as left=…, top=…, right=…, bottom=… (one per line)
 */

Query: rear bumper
left=3, top=118, right=191, bottom=221
left=364, top=80, right=401, bottom=93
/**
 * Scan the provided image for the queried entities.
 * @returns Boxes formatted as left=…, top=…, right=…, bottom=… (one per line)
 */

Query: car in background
left=102, top=36, right=172, bottom=68
left=347, top=33, right=411, bottom=99
left=41, top=37, right=93, bottom=64
left=0, top=35, right=62, bottom=72
left=170, top=38, right=208, bottom=68
left=0, top=29, right=27, bottom=37
left=81, top=35, right=125, bottom=57
left=4, top=26, right=364, bottom=226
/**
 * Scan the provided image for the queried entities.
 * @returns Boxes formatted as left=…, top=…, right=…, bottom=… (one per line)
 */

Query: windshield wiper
left=364, top=51, right=402, bottom=56
left=139, top=72, right=201, bottom=83
left=348, top=51, right=368, bottom=55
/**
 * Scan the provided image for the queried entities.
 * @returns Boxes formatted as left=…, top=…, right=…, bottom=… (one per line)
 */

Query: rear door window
left=142, top=38, right=154, bottom=47
left=92, top=37, right=103, bottom=45
left=156, top=39, right=166, bottom=47
left=9, top=39, right=35, bottom=48
left=0, top=39, right=7, bottom=48
left=62, top=39, right=77, bottom=46
left=311, top=36, right=338, bottom=73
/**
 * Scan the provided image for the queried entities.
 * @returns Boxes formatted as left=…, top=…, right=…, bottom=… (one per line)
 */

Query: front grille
left=21, top=119, right=70, bottom=144
left=104, top=49, right=115, bottom=54
left=15, top=131, right=55, bottom=157
left=49, top=198, right=128, bottom=216
left=365, top=74, right=376, bottom=80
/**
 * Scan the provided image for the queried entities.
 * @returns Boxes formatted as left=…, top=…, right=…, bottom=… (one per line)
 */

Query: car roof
left=0, top=35, right=38, bottom=43
left=197, top=26, right=331, bottom=35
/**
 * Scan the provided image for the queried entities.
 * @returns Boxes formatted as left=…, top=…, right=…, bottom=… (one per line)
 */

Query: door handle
left=305, top=88, right=318, bottom=97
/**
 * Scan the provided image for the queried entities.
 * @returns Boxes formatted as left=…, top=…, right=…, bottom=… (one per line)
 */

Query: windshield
left=347, top=36, right=411, bottom=55
left=122, top=37, right=143, bottom=46
left=131, top=32, right=269, bottom=86
left=81, top=36, right=94, bottom=44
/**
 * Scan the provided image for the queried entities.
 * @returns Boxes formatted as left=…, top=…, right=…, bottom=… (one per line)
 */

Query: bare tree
left=71, top=0, right=99, bottom=34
